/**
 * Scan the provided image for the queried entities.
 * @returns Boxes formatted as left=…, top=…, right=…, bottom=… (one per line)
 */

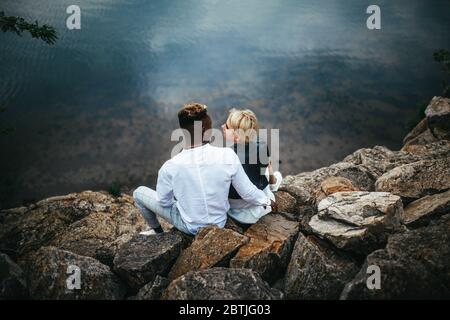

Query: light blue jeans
left=133, top=186, right=193, bottom=235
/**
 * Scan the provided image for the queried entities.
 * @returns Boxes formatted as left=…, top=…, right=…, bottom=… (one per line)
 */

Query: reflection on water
left=0, top=0, right=449, bottom=208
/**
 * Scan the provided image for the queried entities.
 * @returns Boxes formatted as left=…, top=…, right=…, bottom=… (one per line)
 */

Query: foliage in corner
left=0, top=11, right=57, bottom=44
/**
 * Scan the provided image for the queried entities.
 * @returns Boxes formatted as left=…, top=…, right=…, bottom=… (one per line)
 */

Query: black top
left=228, top=140, right=270, bottom=199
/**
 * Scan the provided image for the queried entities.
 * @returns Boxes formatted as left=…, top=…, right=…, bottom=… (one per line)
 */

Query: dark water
left=0, top=0, right=449, bottom=208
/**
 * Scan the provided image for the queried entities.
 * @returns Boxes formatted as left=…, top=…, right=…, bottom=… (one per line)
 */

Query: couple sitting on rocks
left=133, top=103, right=282, bottom=235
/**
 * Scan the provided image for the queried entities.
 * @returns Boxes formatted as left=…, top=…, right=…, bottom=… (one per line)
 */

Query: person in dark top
left=222, top=108, right=282, bottom=224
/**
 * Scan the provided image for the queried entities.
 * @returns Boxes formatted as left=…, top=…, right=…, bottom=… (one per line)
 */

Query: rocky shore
left=1, top=96, right=449, bottom=300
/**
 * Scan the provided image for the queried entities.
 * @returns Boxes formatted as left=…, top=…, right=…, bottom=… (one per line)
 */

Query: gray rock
left=375, top=157, right=450, bottom=202
left=309, top=192, right=403, bottom=255
left=403, top=190, right=450, bottom=228
left=162, top=268, right=283, bottom=300
left=113, top=232, right=185, bottom=292
left=168, top=226, right=248, bottom=280
left=343, top=146, right=423, bottom=178
left=425, top=96, right=450, bottom=140
left=285, top=234, right=359, bottom=299
left=24, top=246, right=125, bottom=299
left=230, top=214, right=299, bottom=284
left=0, top=252, right=28, bottom=299
left=130, top=275, right=169, bottom=300
left=341, top=214, right=450, bottom=299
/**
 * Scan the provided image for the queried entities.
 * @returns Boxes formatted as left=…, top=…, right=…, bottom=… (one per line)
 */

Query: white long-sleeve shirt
left=156, top=143, right=271, bottom=234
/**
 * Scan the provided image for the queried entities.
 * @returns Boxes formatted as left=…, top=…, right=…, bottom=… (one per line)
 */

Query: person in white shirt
left=133, top=103, right=277, bottom=235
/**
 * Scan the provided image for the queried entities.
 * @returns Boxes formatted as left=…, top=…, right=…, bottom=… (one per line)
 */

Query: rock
left=113, top=232, right=185, bottom=292
left=0, top=191, right=147, bottom=263
left=224, top=217, right=246, bottom=234
left=343, top=146, right=423, bottom=178
left=402, top=129, right=439, bottom=148
left=403, top=118, right=428, bottom=146
left=314, top=176, right=359, bottom=204
left=24, top=246, right=125, bottom=299
left=162, top=268, right=283, bottom=300
left=281, top=162, right=374, bottom=231
left=284, top=234, right=358, bottom=299
left=0, top=253, right=28, bottom=299
left=425, top=96, right=450, bottom=140
left=375, top=158, right=450, bottom=202
left=403, top=190, right=450, bottom=228
left=168, top=226, right=248, bottom=280
left=341, top=214, right=450, bottom=299
left=274, top=191, right=297, bottom=214
left=230, top=214, right=299, bottom=283
left=130, top=275, right=169, bottom=300
left=401, top=140, right=450, bottom=157
left=309, top=192, right=403, bottom=255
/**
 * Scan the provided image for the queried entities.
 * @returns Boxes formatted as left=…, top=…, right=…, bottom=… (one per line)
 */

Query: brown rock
left=274, top=191, right=297, bottom=214
left=230, top=214, right=299, bottom=283
left=168, top=226, right=248, bottom=280
left=314, top=176, right=358, bottom=204
left=403, top=118, right=428, bottom=146
left=401, top=140, right=450, bottom=157
left=402, top=129, right=438, bottom=148
left=403, top=190, right=450, bottom=228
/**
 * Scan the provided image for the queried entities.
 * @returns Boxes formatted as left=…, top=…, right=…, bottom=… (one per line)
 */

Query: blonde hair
left=226, top=108, right=259, bottom=142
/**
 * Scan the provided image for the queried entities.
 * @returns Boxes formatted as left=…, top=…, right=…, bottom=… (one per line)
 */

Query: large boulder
left=129, top=275, right=169, bottom=300
left=24, top=246, right=125, bottom=299
left=375, top=158, right=450, bottom=203
left=0, top=253, right=28, bottom=299
left=113, top=232, right=186, bottom=292
left=162, top=268, right=283, bottom=300
left=341, top=214, right=450, bottom=299
left=284, top=234, right=359, bottom=299
left=168, top=226, right=248, bottom=280
left=280, top=162, right=374, bottom=230
left=230, top=214, right=299, bottom=283
left=309, top=192, right=403, bottom=255
left=403, top=190, right=450, bottom=228
left=425, top=96, right=450, bottom=140
left=0, top=191, right=147, bottom=264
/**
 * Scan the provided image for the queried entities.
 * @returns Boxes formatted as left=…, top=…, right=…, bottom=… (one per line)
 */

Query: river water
left=0, top=0, right=449, bottom=208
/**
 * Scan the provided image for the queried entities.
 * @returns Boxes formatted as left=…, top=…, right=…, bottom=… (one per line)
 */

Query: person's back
left=160, top=143, right=242, bottom=233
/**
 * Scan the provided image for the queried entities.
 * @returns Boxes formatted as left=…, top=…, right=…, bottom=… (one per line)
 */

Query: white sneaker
left=139, top=229, right=157, bottom=236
